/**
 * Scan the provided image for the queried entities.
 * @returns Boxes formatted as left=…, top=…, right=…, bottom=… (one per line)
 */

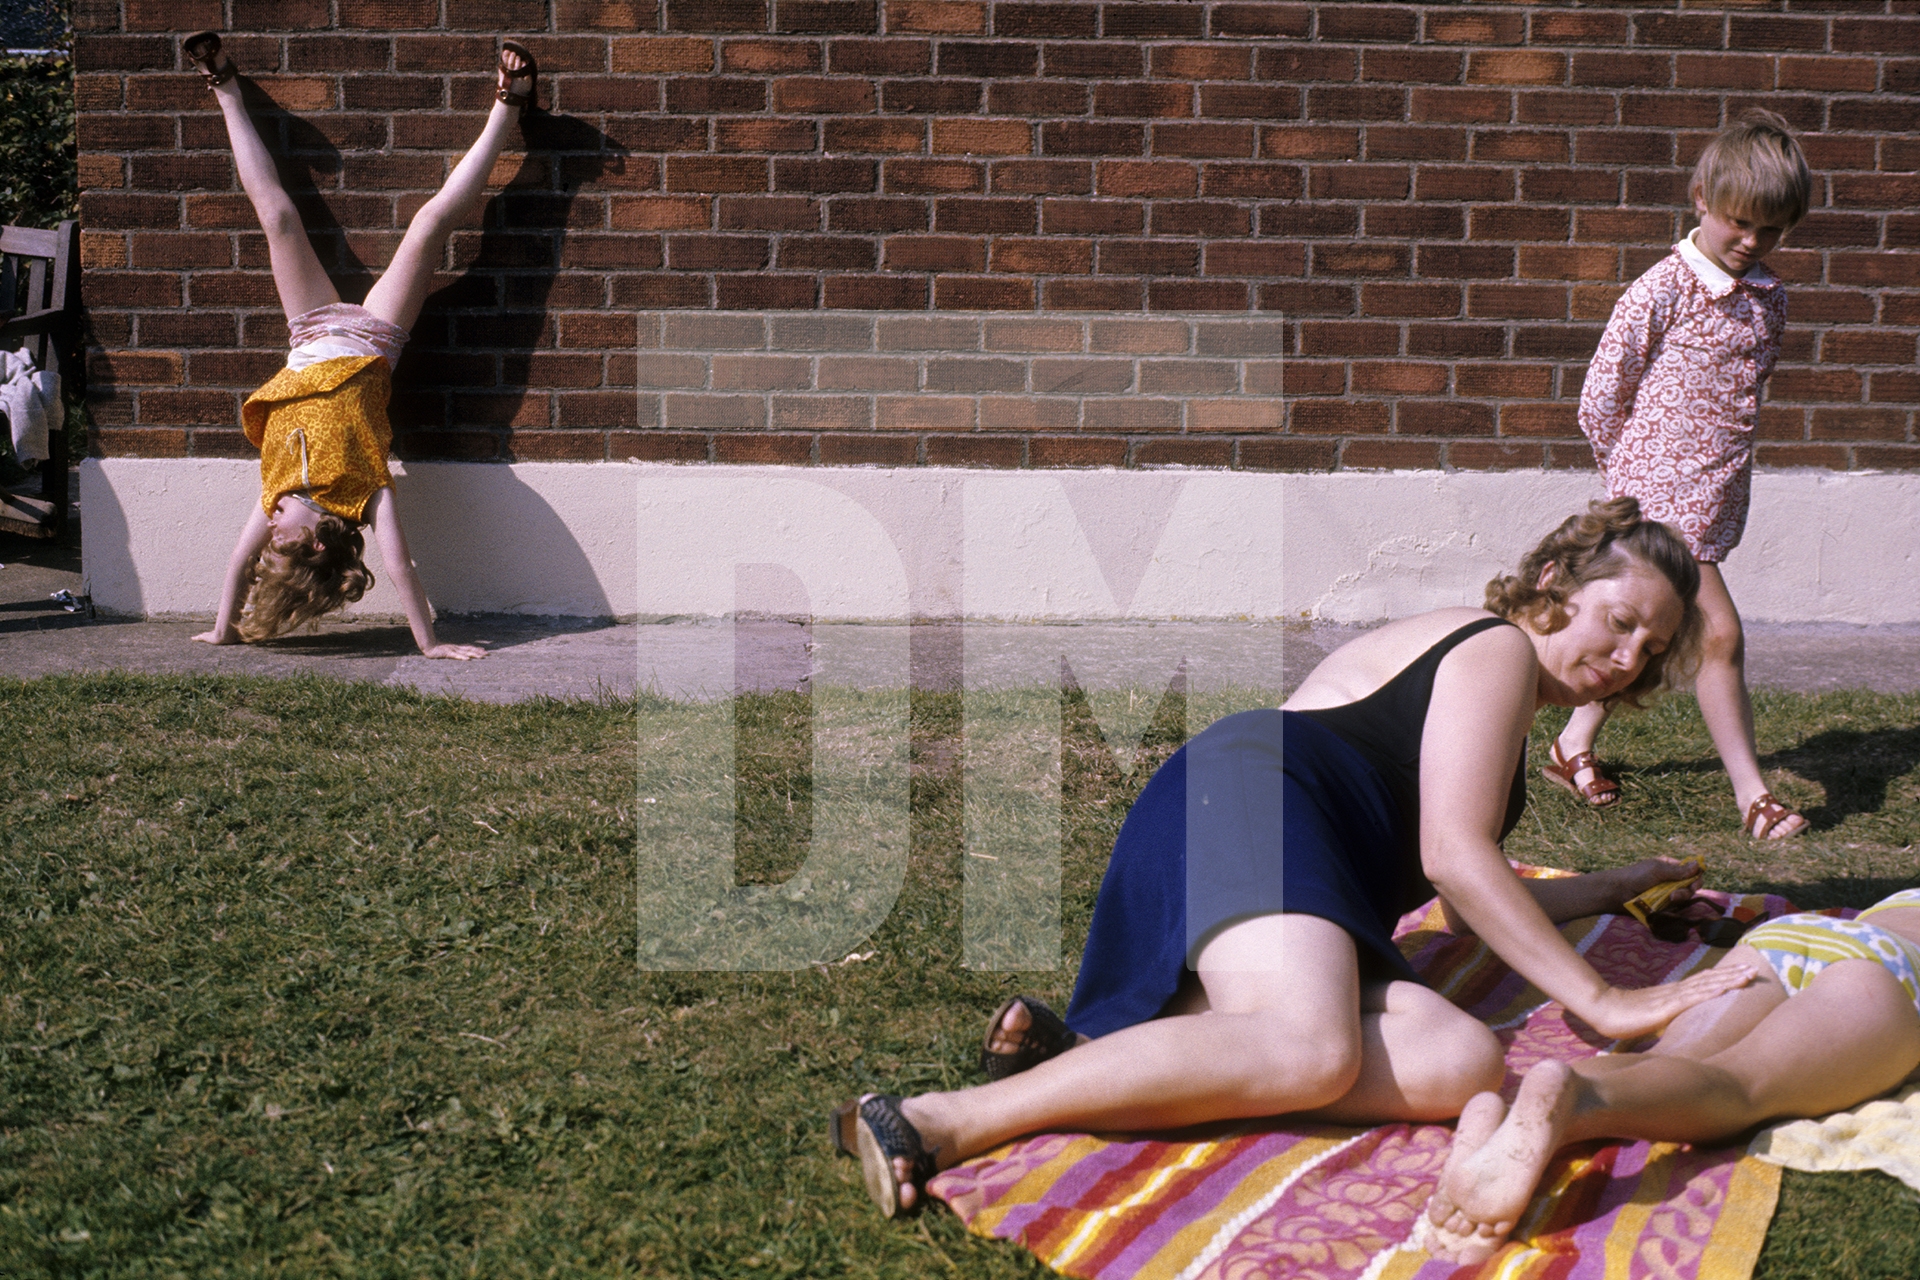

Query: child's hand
left=421, top=642, right=487, bottom=661
left=191, top=627, right=238, bottom=646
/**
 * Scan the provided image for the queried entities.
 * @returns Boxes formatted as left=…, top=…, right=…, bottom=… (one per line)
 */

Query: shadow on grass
left=1768, top=723, right=1920, bottom=828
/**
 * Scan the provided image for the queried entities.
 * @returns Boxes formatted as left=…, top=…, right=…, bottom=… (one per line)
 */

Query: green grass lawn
left=2, top=673, right=1917, bottom=1277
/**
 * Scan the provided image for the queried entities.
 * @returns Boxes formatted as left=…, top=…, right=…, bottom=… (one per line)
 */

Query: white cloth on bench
left=1, top=346, right=59, bottom=465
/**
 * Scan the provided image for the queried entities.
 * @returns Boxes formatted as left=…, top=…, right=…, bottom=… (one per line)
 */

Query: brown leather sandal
left=496, top=41, right=538, bottom=113
left=183, top=32, right=236, bottom=89
left=1744, top=792, right=1807, bottom=840
left=1541, top=739, right=1619, bottom=808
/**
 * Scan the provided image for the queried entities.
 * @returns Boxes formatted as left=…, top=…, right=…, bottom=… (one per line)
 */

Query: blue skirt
left=1064, top=710, right=1428, bottom=1040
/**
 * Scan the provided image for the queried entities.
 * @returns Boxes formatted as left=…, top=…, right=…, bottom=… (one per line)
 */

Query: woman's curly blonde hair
left=1485, top=497, right=1703, bottom=707
left=237, top=514, right=375, bottom=642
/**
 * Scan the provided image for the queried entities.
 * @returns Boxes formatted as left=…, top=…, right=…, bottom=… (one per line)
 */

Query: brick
left=1083, top=398, right=1181, bottom=433
left=1311, top=243, right=1408, bottom=277
left=1046, top=278, right=1144, bottom=309
left=1361, top=49, right=1463, bottom=85
left=828, top=196, right=929, bottom=231
left=1729, top=16, right=1828, bottom=53
left=988, top=79, right=1089, bottom=115
left=1151, top=45, right=1253, bottom=82
left=886, top=1, right=986, bottom=34
left=826, top=118, right=928, bottom=153
left=1366, top=125, right=1467, bottom=163
left=1238, top=437, right=1336, bottom=470
left=932, top=118, right=1033, bottom=155
left=1042, top=42, right=1143, bottom=79
left=1152, top=123, right=1255, bottom=159
left=881, top=78, right=983, bottom=112
left=718, top=118, right=818, bottom=152
left=667, top=157, right=770, bottom=193
left=1033, top=436, right=1128, bottom=467
left=1156, top=202, right=1251, bottom=237
left=995, top=4, right=1099, bottom=39
left=724, top=37, right=822, bottom=73
left=1471, top=129, right=1570, bottom=165
left=1308, top=164, right=1408, bottom=202
left=1499, top=404, right=1580, bottom=437
left=1041, top=121, right=1146, bottom=156
left=1514, top=92, right=1616, bottom=128
left=818, top=356, right=919, bottom=389
left=1101, top=82, right=1196, bottom=119
left=770, top=395, right=873, bottom=431
left=1257, top=282, right=1354, bottom=315
left=779, top=236, right=875, bottom=268
left=1024, top=356, right=1131, bottom=394
left=991, top=236, right=1088, bottom=272
left=1359, top=282, right=1461, bottom=318
left=1196, top=86, right=1298, bottom=124
left=664, top=0, right=767, bottom=30
left=1138, top=359, right=1237, bottom=394
left=1674, top=53, right=1772, bottom=90
left=775, top=76, right=877, bottom=111
left=937, top=41, right=1037, bottom=77
left=824, top=274, right=929, bottom=307
left=1260, top=126, right=1359, bottom=161
left=1811, top=407, right=1909, bottom=441
left=1870, top=371, right=1920, bottom=403
left=775, top=1, right=879, bottom=33
left=1305, top=86, right=1408, bottom=121
left=231, top=0, right=331, bottom=29
left=884, top=159, right=984, bottom=193
left=776, top=157, right=880, bottom=192
left=1468, top=51, right=1566, bottom=87
left=95, top=427, right=190, bottom=456
left=1292, top=400, right=1388, bottom=434
left=991, top=159, right=1092, bottom=195
left=1414, top=87, right=1523, bottom=129
left=1823, top=331, right=1917, bottom=365
left=883, top=234, right=985, bottom=271
left=1363, top=206, right=1462, bottom=241
left=1408, top=323, right=1507, bottom=358
left=876, top=394, right=974, bottom=428
left=1257, top=47, right=1357, bottom=83
left=1298, top=320, right=1398, bottom=357
left=1096, top=160, right=1195, bottom=199
left=1209, top=4, right=1311, bottom=40
left=976, top=396, right=1077, bottom=432
left=1470, top=207, right=1570, bottom=242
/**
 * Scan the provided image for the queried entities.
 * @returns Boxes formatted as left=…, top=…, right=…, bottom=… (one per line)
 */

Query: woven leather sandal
left=845, top=1094, right=937, bottom=1218
left=184, top=32, right=236, bottom=89
left=1744, top=792, right=1807, bottom=840
left=496, top=41, right=538, bottom=113
left=980, top=995, right=1078, bottom=1082
left=1541, top=739, right=1619, bottom=808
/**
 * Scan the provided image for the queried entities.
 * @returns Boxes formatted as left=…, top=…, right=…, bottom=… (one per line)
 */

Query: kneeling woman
left=839, top=498, right=1760, bottom=1217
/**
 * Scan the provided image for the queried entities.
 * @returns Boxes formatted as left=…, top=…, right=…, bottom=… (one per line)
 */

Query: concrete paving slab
left=8, top=517, right=1920, bottom=703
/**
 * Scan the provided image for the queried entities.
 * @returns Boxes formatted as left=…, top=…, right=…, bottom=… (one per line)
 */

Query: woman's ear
left=1535, top=561, right=1559, bottom=591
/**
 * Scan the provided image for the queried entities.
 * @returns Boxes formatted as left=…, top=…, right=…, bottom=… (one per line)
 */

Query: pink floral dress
left=1578, top=232, right=1787, bottom=562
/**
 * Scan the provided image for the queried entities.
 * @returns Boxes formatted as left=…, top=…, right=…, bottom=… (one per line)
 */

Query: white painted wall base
left=80, top=458, right=1920, bottom=625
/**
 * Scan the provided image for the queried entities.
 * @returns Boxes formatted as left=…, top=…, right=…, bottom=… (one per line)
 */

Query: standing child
left=1548, top=110, right=1810, bottom=839
left=182, top=32, right=539, bottom=660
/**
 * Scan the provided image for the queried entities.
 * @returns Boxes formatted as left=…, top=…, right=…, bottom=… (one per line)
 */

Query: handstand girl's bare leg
left=1424, top=956, right=1920, bottom=1263
left=210, top=76, right=339, bottom=319
left=361, top=47, right=529, bottom=333
left=883, top=913, right=1506, bottom=1210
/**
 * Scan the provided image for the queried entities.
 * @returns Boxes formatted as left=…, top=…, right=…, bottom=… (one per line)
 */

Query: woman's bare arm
left=1416, top=626, right=1753, bottom=1039
left=363, top=485, right=485, bottom=661
left=192, top=505, right=272, bottom=645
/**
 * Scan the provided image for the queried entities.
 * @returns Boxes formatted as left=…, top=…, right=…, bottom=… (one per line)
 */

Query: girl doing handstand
left=185, top=32, right=538, bottom=659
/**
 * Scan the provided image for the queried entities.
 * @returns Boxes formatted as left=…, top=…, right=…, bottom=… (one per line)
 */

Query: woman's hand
left=421, top=642, right=486, bottom=661
left=191, top=627, right=238, bottom=646
left=1608, top=856, right=1703, bottom=906
left=1574, top=963, right=1759, bottom=1040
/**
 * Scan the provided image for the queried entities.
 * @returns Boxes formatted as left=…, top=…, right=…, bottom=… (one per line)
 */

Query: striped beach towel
left=930, top=876, right=1802, bottom=1280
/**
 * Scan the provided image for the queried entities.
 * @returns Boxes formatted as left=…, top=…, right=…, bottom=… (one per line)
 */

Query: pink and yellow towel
left=931, top=878, right=1806, bottom=1280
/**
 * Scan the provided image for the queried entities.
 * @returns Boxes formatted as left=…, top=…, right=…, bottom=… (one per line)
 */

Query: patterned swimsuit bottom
left=1742, top=887, right=1920, bottom=1016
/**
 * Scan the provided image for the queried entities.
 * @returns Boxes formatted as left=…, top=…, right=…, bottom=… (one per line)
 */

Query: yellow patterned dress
left=243, top=355, right=396, bottom=523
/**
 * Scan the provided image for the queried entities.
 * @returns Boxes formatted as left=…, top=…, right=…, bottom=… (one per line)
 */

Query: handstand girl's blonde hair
left=1690, top=108, right=1811, bottom=227
left=1484, top=497, right=1704, bottom=708
left=237, top=514, right=375, bottom=641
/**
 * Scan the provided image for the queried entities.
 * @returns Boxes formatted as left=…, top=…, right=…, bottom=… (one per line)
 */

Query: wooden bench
left=0, top=219, right=82, bottom=538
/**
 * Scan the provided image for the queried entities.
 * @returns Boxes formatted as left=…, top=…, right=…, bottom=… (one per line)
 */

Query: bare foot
left=1420, top=1060, right=1579, bottom=1264
left=985, top=996, right=1087, bottom=1062
left=889, top=1095, right=951, bottom=1212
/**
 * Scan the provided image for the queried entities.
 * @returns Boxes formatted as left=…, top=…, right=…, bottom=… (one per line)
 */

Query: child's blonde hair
left=1690, top=108, right=1811, bottom=227
left=237, top=515, right=375, bottom=641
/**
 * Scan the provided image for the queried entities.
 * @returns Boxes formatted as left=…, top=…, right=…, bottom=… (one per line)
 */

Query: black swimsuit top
left=1297, top=616, right=1529, bottom=849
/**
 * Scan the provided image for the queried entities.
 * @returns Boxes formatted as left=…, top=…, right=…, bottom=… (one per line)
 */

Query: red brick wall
left=76, top=1, right=1920, bottom=469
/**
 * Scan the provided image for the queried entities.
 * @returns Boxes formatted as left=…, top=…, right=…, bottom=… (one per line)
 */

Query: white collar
left=1676, top=228, right=1778, bottom=297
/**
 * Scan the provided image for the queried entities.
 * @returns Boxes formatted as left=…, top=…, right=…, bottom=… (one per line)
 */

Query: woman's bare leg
left=210, top=77, right=338, bottom=318
left=1694, top=562, right=1806, bottom=836
left=361, top=48, right=527, bottom=333
left=1425, top=958, right=1920, bottom=1262
left=886, top=914, right=1504, bottom=1209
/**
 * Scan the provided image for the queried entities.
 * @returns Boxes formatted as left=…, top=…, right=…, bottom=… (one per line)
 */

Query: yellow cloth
left=1749, top=1080, right=1920, bottom=1192
left=1622, top=872, right=1698, bottom=927
left=242, top=355, right=395, bottom=522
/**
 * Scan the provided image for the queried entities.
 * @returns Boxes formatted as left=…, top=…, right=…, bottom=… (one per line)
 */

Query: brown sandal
left=183, top=31, right=236, bottom=89
left=1744, top=792, right=1807, bottom=840
left=1542, top=739, right=1619, bottom=808
left=496, top=41, right=538, bottom=113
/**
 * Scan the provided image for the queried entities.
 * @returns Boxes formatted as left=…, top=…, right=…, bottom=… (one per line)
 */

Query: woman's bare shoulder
left=1284, top=608, right=1514, bottom=711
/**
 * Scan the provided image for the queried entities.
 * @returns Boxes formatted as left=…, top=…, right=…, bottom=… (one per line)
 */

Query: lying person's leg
left=361, top=45, right=533, bottom=333
left=858, top=913, right=1503, bottom=1215
left=1424, top=956, right=1920, bottom=1263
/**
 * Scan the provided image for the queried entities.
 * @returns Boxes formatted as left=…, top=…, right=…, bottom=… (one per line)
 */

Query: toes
left=894, top=1157, right=918, bottom=1209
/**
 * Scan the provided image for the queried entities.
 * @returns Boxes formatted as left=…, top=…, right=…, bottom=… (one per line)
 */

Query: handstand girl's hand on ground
left=190, top=626, right=239, bottom=646
left=420, top=642, right=487, bottom=661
